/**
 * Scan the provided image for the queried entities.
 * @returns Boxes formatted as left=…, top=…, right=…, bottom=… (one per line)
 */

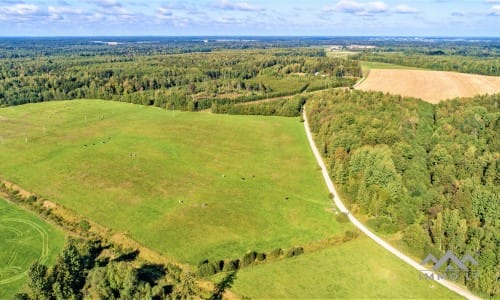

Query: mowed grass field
left=356, top=68, right=500, bottom=103
left=221, top=236, right=460, bottom=299
left=0, top=100, right=348, bottom=264
left=0, top=199, right=64, bottom=299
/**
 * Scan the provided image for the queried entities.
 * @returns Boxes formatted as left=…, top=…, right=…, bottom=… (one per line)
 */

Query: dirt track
left=356, top=69, right=500, bottom=103
left=302, top=107, right=481, bottom=300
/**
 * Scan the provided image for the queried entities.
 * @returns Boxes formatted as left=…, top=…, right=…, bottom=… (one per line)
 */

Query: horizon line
left=0, top=35, right=499, bottom=39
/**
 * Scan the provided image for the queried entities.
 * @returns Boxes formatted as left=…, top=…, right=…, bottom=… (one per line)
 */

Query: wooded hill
left=306, top=90, right=499, bottom=297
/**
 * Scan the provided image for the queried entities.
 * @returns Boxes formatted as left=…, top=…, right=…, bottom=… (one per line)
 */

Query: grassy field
left=0, top=100, right=348, bottom=264
left=220, top=236, right=460, bottom=299
left=0, top=199, right=64, bottom=299
left=360, top=61, right=424, bottom=76
left=356, top=69, right=500, bottom=103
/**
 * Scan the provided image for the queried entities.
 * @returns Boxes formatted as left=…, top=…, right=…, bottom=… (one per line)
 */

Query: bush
left=343, top=230, right=360, bottom=242
left=214, top=260, right=224, bottom=273
left=285, top=247, right=304, bottom=258
left=241, top=251, right=257, bottom=267
left=222, top=259, right=239, bottom=272
left=197, top=261, right=217, bottom=277
left=256, top=252, right=266, bottom=261
left=269, top=248, right=283, bottom=259
left=79, top=220, right=91, bottom=232
left=335, top=212, right=350, bottom=223
left=366, top=217, right=399, bottom=234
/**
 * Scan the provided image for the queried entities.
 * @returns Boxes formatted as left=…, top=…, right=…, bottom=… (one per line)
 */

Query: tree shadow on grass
left=137, top=263, right=166, bottom=285
left=113, top=249, right=140, bottom=262
left=210, top=271, right=238, bottom=300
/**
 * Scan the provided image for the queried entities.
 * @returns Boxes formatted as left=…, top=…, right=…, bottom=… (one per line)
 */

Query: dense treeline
left=307, top=90, right=499, bottom=296
left=16, top=239, right=203, bottom=300
left=212, top=95, right=307, bottom=117
left=357, top=52, right=499, bottom=75
left=0, top=182, right=206, bottom=299
left=5, top=36, right=497, bottom=59
left=0, top=48, right=360, bottom=110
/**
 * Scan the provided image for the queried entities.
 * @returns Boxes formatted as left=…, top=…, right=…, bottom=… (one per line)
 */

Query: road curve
left=302, top=107, right=480, bottom=300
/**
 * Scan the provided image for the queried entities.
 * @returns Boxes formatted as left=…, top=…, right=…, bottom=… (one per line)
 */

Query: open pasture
left=222, top=236, right=460, bottom=299
left=0, top=100, right=347, bottom=264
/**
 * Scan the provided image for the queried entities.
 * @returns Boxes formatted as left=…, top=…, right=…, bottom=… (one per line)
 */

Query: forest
left=0, top=47, right=360, bottom=110
left=357, top=51, right=499, bottom=75
left=306, top=90, right=499, bottom=296
left=0, top=37, right=499, bottom=298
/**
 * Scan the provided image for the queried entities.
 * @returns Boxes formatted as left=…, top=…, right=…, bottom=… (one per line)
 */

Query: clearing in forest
left=0, top=100, right=347, bottom=264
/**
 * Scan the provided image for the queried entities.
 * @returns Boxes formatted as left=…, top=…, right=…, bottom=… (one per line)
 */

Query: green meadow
left=0, top=199, right=64, bottom=299
left=224, top=236, right=460, bottom=299
left=0, top=100, right=347, bottom=264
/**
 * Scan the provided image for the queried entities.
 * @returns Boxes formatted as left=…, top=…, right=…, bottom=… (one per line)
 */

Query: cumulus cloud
left=214, top=0, right=264, bottom=12
left=89, top=0, right=122, bottom=8
left=325, top=1, right=387, bottom=15
left=156, top=6, right=173, bottom=18
left=394, top=4, right=419, bottom=14
left=47, top=5, right=84, bottom=20
left=325, top=1, right=418, bottom=15
left=0, top=3, right=39, bottom=15
left=489, top=5, right=500, bottom=15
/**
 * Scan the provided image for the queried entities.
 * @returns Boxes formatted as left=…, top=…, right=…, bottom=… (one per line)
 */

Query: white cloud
left=394, top=4, right=419, bottom=14
left=90, top=0, right=122, bottom=8
left=48, top=6, right=84, bottom=15
left=485, top=0, right=500, bottom=3
left=47, top=5, right=85, bottom=20
left=325, top=1, right=388, bottom=15
left=0, top=3, right=40, bottom=16
left=489, top=5, right=500, bottom=15
left=325, top=1, right=418, bottom=16
left=156, top=6, right=173, bottom=18
left=214, top=0, right=264, bottom=12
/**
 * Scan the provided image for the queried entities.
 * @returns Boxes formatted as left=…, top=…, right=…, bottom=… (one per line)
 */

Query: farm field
left=218, top=236, right=460, bottom=299
left=360, top=61, right=424, bottom=76
left=0, top=100, right=349, bottom=264
left=0, top=198, right=64, bottom=299
left=356, top=69, right=500, bottom=103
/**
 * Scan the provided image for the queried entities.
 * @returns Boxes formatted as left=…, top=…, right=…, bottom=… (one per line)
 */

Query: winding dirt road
left=302, top=107, right=480, bottom=300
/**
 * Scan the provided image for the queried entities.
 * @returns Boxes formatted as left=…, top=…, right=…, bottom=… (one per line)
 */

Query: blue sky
left=0, top=0, right=498, bottom=36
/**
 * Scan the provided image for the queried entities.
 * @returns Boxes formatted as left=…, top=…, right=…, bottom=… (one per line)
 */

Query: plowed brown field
left=356, top=69, right=500, bottom=104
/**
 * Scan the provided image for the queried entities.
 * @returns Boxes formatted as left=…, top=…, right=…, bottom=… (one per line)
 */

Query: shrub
left=79, top=220, right=91, bottom=232
left=335, top=212, right=350, bottom=223
left=285, top=247, right=304, bottom=258
left=27, top=195, right=37, bottom=203
left=343, top=230, right=360, bottom=242
left=214, top=260, right=224, bottom=273
left=222, top=259, right=239, bottom=272
left=256, top=252, right=266, bottom=261
left=197, top=261, right=217, bottom=277
left=269, top=248, right=283, bottom=259
left=241, top=251, right=257, bottom=267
